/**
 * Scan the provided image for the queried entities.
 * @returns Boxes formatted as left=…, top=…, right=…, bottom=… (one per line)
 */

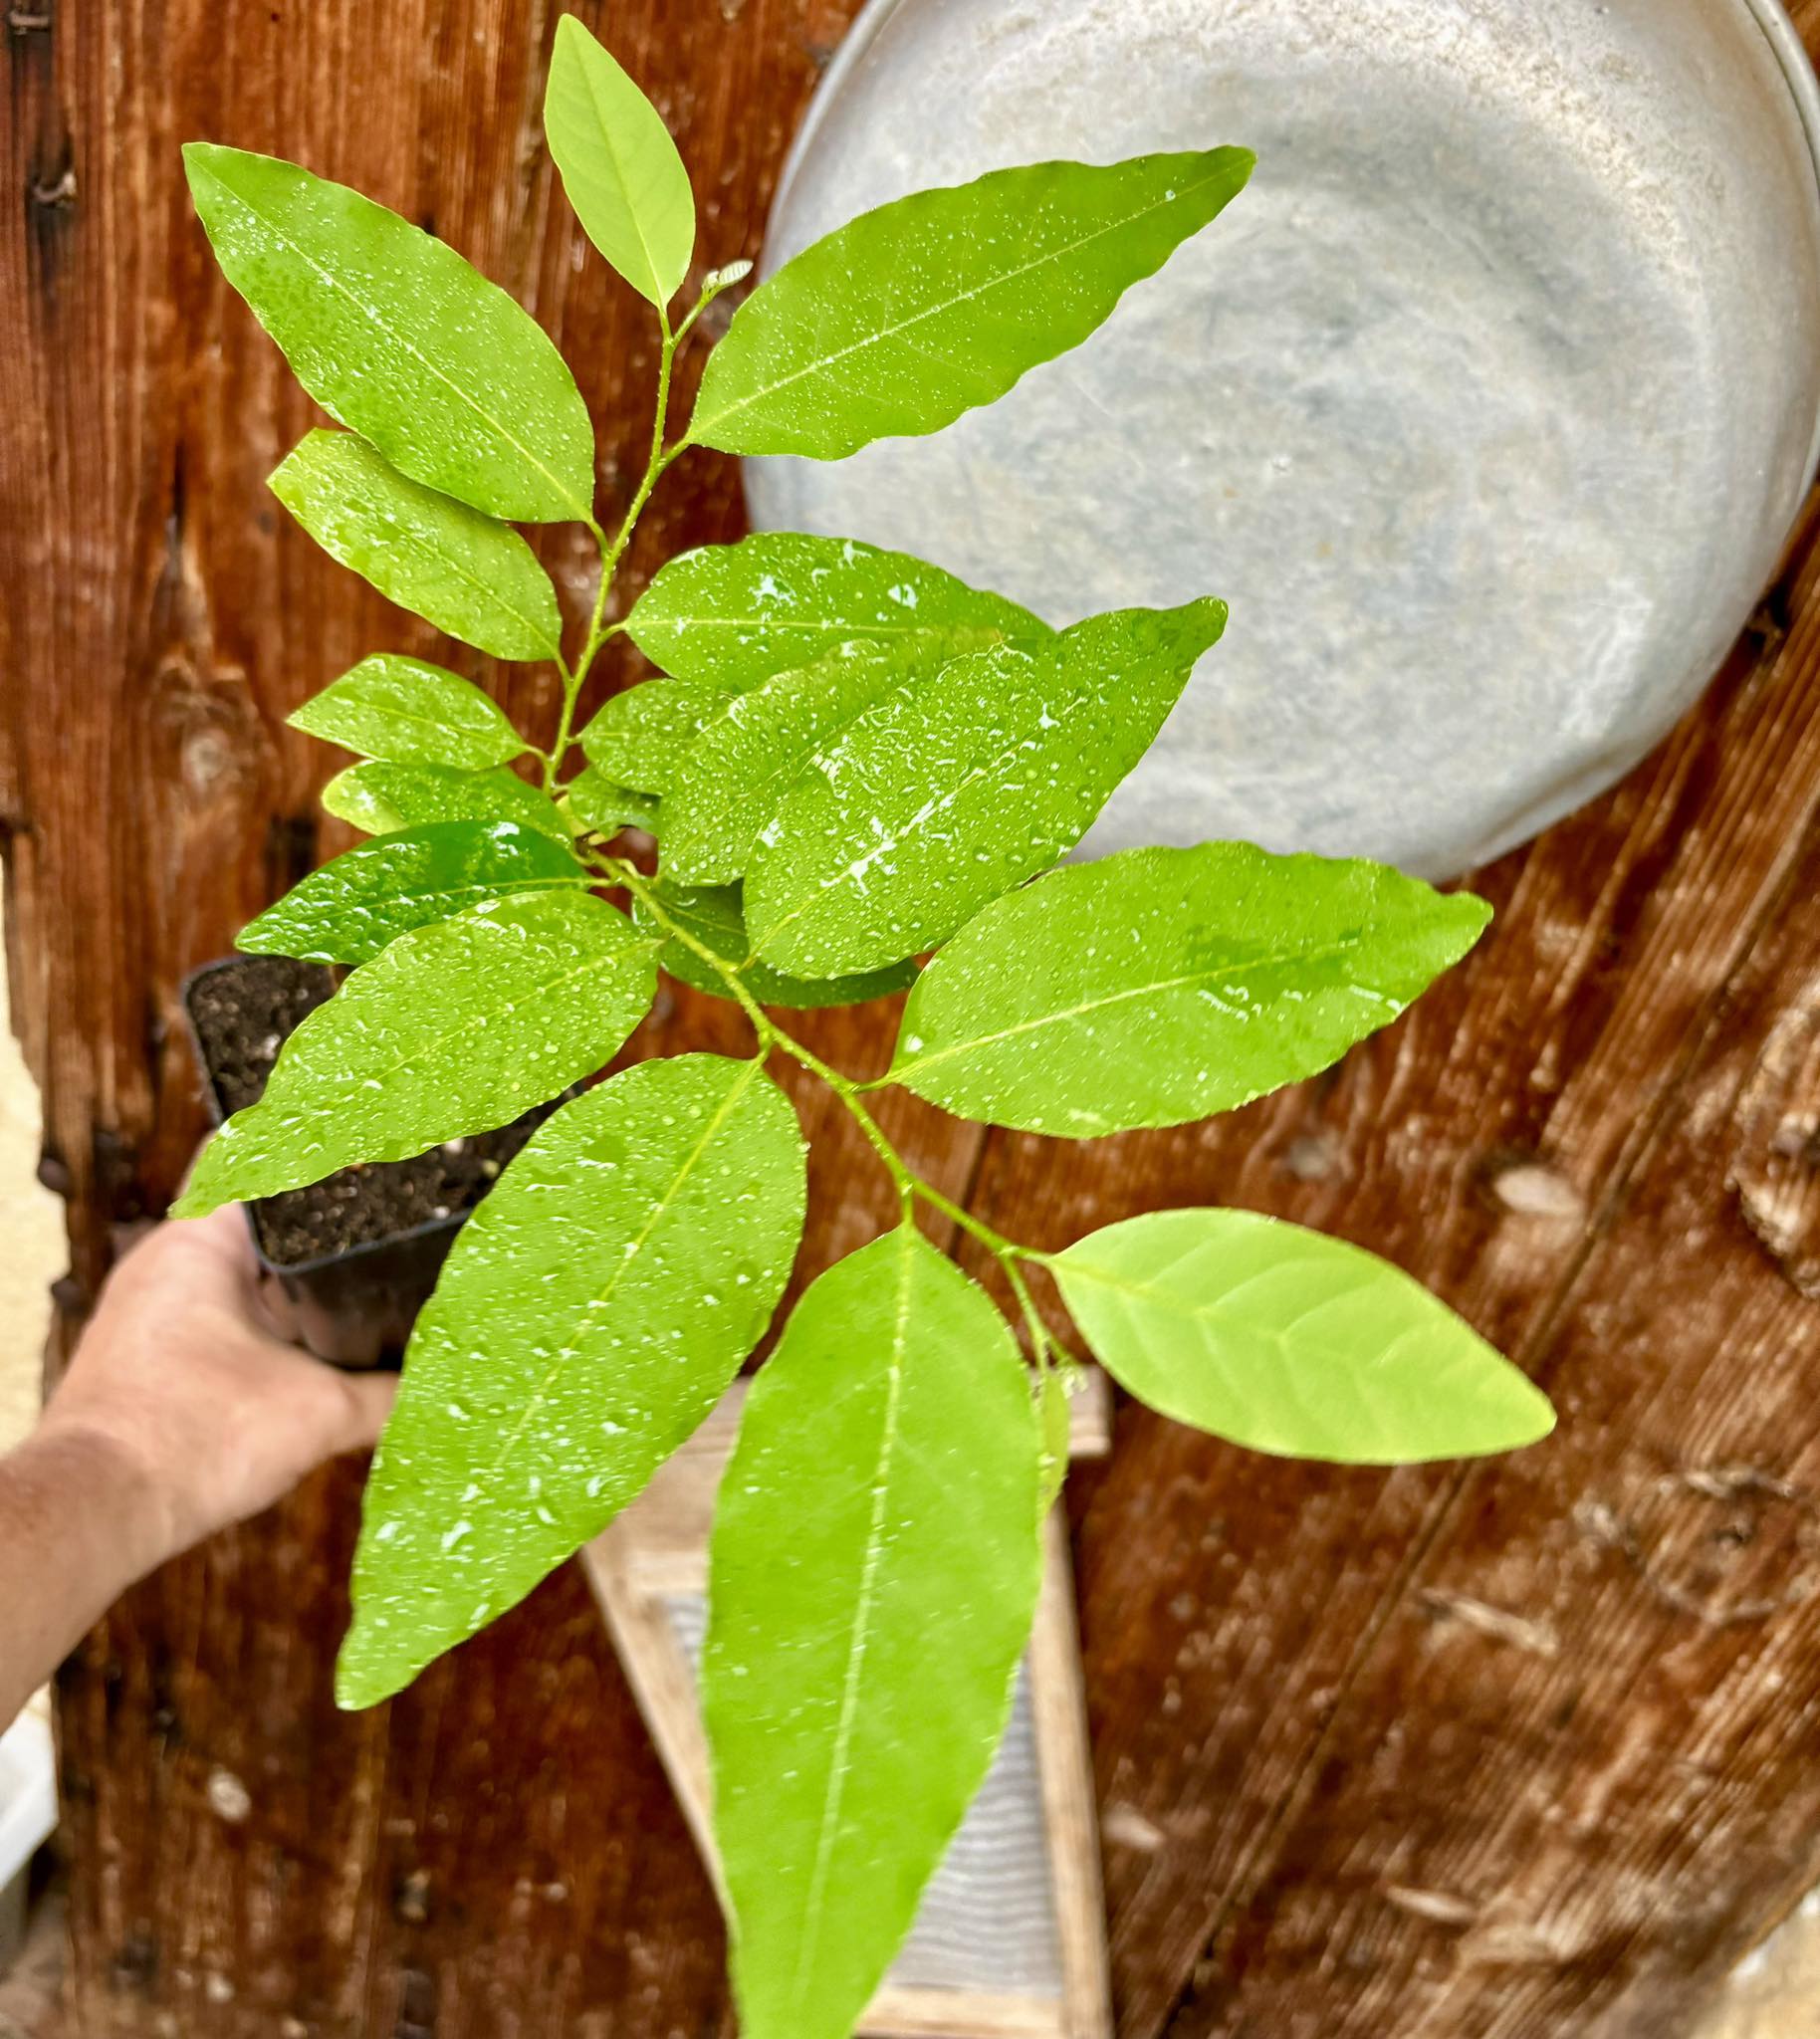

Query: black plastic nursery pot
left=181, top=953, right=561, bottom=1369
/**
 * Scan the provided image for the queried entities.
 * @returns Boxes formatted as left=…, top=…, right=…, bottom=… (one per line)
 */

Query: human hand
left=38, top=1205, right=396, bottom=1570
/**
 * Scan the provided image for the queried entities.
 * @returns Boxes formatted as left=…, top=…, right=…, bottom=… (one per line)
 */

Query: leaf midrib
left=196, top=157, right=587, bottom=521
left=572, top=42, right=675, bottom=307
left=464, top=1054, right=766, bottom=1506
left=693, top=155, right=1230, bottom=440
left=892, top=931, right=1378, bottom=1081
left=790, top=1227, right=913, bottom=2018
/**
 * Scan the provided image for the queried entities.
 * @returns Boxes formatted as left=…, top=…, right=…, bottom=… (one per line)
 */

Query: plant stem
left=545, top=301, right=688, bottom=790
left=595, top=852, right=1052, bottom=1364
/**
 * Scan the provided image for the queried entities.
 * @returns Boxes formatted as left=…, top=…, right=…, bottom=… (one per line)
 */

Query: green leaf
left=289, top=655, right=525, bottom=769
left=272, top=431, right=564, bottom=662
left=339, top=1052, right=805, bottom=1705
left=323, top=760, right=568, bottom=840
left=887, top=841, right=1492, bottom=1135
left=544, top=16, right=694, bottom=310
left=563, top=767, right=660, bottom=837
left=625, top=532, right=1051, bottom=692
left=173, top=890, right=656, bottom=1218
left=704, top=1226, right=1041, bottom=2039
left=182, top=141, right=593, bottom=522
left=660, top=642, right=924, bottom=887
left=747, top=598, right=1227, bottom=978
left=237, top=820, right=585, bottom=966
left=631, top=881, right=916, bottom=1011
left=1050, top=1209, right=1556, bottom=1464
left=577, top=677, right=730, bottom=791
left=689, top=148, right=1254, bottom=459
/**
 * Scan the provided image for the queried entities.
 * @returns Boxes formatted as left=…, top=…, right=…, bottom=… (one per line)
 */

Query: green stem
left=545, top=304, right=685, bottom=790
left=595, top=853, right=1047, bottom=1344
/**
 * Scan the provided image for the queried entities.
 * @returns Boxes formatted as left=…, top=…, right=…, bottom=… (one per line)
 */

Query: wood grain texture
left=9, top=1, right=1820, bottom=2034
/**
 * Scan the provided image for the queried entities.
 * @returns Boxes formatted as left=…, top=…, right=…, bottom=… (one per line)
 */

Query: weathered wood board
left=7, top=1, right=1820, bottom=2032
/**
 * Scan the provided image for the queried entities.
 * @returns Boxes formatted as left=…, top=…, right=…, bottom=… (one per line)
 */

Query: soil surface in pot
left=187, top=954, right=545, bottom=1266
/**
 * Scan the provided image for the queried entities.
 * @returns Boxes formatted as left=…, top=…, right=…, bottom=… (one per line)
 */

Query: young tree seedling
left=176, top=22, right=1554, bottom=2037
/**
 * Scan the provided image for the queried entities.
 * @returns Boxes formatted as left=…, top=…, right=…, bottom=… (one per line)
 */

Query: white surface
left=0, top=1712, right=56, bottom=1893
left=747, top=0, right=1820, bottom=877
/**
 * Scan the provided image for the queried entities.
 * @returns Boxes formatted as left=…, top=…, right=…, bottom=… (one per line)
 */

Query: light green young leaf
left=625, top=532, right=1051, bottom=692
left=323, top=760, right=568, bottom=840
left=339, top=1053, right=806, bottom=1705
left=563, top=767, right=660, bottom=837
left=747, top=598, right=1227, bottom=978
left=689, top=148, right=1253, bottom=459
left=704, top=1226, right=1042, bottom=2039
left=1050, top=1209, right=1555, bottom=1463
left=272, top=431, right=564, bottom=662
left=289, top=655, right=525, bottom=769
left=544, top=16, right=694, bottom=310
left=173, top=890, right=656, bottom=1218
left=1037, top=1366, right=1071, bottom=1516
left=887, top=842, right=1492, bottom=1135
left=659, top=641, right=926, bottom=886
left=182, top=141, right=593, bottom=522
left=578, top=677, right=731, bottom=791
left=630, top=881, right=916, bottom=1010
left=237, top=821, right=585, bottom=966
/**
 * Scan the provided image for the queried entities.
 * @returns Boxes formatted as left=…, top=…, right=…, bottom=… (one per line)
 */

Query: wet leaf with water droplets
left=563, top=767, right=661, bottom=838
left=544, top=16, right=694, bottom=309
left=886, top=842, right=1492, bottom=1134
left=626, top=532, right=1051, bottom=693
left=704, top=1226, right=1041, bottom=2039
left=630, top=880, right=916, bottom=1011
left=746, top=598, right=1227, bottom=978
left=688, top=148, right=1254, bottom=459
left=272, top=432, right=564, bottom=662
left=173, top=890, right=656, bottom=1218
left=290, top=655, right=526, bottom=770
left=660, top=640, right=939, bottom=888
left=323, top=759, right=568, bottom=840
left=182, top=142, right=593, bottom=522
left=338, top=1053, right=806, bottom=1705
left=1051, top=1209, right=1556, bottom=1463
left=578, top=677, right=731, bottom=792
left=237, top=820, right=586, bottom=965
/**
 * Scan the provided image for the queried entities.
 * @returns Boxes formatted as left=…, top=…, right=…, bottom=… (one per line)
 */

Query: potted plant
left=174, top=21, right=1555, bottom=2037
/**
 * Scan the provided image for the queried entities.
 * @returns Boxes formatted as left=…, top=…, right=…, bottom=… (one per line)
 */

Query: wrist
left=28, top=1409, right=184, bottom=1576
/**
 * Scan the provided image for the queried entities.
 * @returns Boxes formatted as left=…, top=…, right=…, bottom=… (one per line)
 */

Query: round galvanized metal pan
left=744, top=0, right=1820, bottom=877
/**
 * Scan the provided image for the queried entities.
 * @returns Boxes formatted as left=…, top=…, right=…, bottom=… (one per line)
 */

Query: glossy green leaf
left=659, top=642, right=924, bottom=887
left=1037, top=1366, right=1071, bottom=1516
left=544, top=16, right=694, bottom=309
left=747, top=598, right=1227, bottom=978
left=578, top=677, right=730, bottom=791
left=182, top=141, right=593, bottom=522
left=1050, top=1209, right=1556, bottom=1463
left=173, top=890, right=656, bottom=1218
left=625, top=532, right=1051, bottom=693
left=704, top=1227, right=1041, bottom=2039
left=339, top=1052, right=806, bottom=1705
left=563, top=767, right=660, bottom=837
left=630, top=881, right=916, bottom=1010
left=887, top=841, right=1491, bottom=1135
left=689, top=148, right=1254, bottom=459
left=289, top=655, right=525, bottom=769
left=237, top=821, right=585, bottom=966
left=323, top=760, right=568, bottom=840
left=272, top=431, right=564, bottom=662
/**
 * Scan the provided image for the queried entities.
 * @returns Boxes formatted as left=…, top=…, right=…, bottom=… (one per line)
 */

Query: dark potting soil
left=185, top=953, right=545, bottom=1267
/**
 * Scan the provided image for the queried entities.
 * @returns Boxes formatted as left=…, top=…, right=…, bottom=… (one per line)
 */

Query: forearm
left=0, top=1422, right=172, bottom=1725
